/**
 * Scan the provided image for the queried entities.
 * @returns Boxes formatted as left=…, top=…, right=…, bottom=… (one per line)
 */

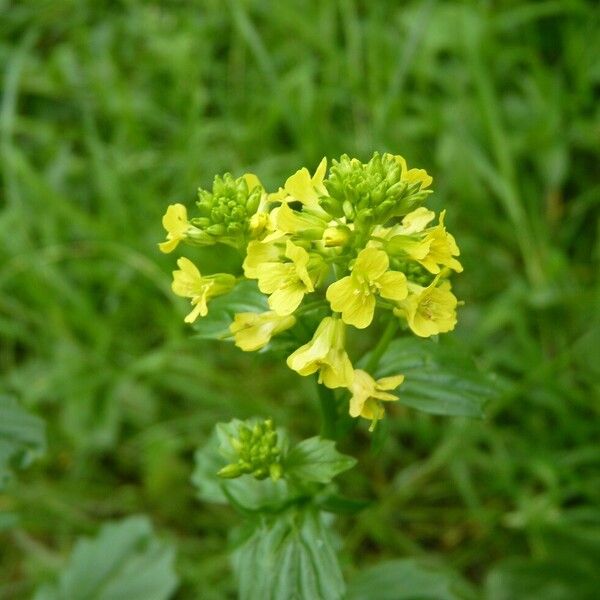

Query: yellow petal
left=399, top=282, right=458, bottom=337
left=326, top=276, right=354, bottom=313
left=284, top=167, right=319, bottom=207
left=400, top=207, right=435, bottom=234
left=177, top=256, right=201, bottom=278
left=348, top=369, right=375, bottom=416
left=160, top=204, right=189, bottom=253
left=376, top=374, right=405, bottom=391
left=313, top=157, right=327, bottom=183
left=349, top=394, right=365, bottom=418
left=243, top=240, right=282, bottom=278
left=230, top=311, right=295, bottom=351
left=319, top=351, right=353, bottom=389
left=242, top=173, right=262, bottom=191
left=360, top=398, right=385, bottom=421
left=184, top=298, right=207, bottom=323
left=285, top=240, right=314, bottom=292
left=377, top=271, right=408, bottom=301
left=326, top=277, right=375, bottom=329
left=285, top=239, right=309, bottom=269
left=390, top=154, right=432, bottom=188
left=256, top=263, right=293, bottom=294
left=162, top=203, right=188, bottom=234
left=171, top=258, right=203, bottom=297
left=354, top=247, right=388, bottom=281
left=277, top=203, right=326, bottom=237
left=158, top=238, right=180, bottom=254
left=268, top=284, right=305, bottom=316
left=405, top=168, right=432, bottom=188
left=286, top=317, right=336, bottom=375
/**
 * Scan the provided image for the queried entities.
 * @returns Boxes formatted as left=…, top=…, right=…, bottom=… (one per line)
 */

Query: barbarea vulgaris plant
left=160, top=153, right=461, bottom=427
left=159, top=153, right=488, bottom=600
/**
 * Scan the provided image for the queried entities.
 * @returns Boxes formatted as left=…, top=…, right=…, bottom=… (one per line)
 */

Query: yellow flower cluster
left=159, top=153, right=462, bottom=428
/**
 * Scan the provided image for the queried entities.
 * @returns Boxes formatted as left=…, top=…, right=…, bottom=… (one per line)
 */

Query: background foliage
left=1, top=0, right=598, bottom=598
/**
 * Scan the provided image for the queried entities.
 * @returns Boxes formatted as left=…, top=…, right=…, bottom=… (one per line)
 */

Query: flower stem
left=364, top=318, right=399, bottom=373
left=316, top=382, right=338, bottom=439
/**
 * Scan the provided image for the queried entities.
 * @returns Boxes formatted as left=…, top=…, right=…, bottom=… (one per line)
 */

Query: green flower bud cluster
left=322, top=152, right=428, bottom=226
left=217, top=419, right=283, bottom=481
left=193, top=174, right=262, bottom=247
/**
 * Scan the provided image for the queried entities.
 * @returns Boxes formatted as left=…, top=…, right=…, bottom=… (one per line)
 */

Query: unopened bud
left=217, top=463, right=244, bottom=479
left=323, top=226, right=351, bottom=248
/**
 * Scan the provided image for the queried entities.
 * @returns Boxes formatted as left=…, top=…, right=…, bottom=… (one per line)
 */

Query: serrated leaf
left=0, top=395, right=46, bottom=490
left=233, top=508, right=345, bottom=600
left=191, top=426, right=291, bottom=512
left=347, top=558, right=475, bottom=600
left=374, top=338, right=499, bottom=417
left=284, top=437, right=356, bottom=484
left=192, top=280, right=267, bottom=340
left=33, top=516, right=178, bottom=600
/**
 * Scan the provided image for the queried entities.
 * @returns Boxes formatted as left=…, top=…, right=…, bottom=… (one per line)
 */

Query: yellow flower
left=395, top=278, right=458, bottom=337
left=418, top=211, right=462, bottom=273
left=281, top=157, right=328, bottom=210
left=171, top=257, right=235, bottom=323
left=230, top=311, right=296, bottom=352
left=387, top=209, right=463, bottom=274
left=275, top=202, right=329, bottom=239
left=256, top=240, right=323, bottom=316
left=287, top=316, right=353, bottom=388
left=243, top=240, right=282, bottom=279
left=159, top=204, right=190, bottom=253
left=349, top=369, right=405, bottom=430
left=326, top=247, right=407, bottom=329
left=391, top=154, right=433, bottom=189
left=395, top=206, right=436, bottom=234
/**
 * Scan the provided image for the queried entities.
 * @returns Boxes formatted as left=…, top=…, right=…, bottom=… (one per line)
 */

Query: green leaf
left=192, top=425, right=291, bottom=512
left=233, top=508, right=345, bottom=600
left=374, top=338, right=499, bottom=417
left=33, top=516, right=178, bottom=600
left=315, top=492, right=371, bottom=515
left=347, top=558, right=475, bottom=600
left=484, top=558, right=595, bottom=600
left=284, top=436, right=356, bottom=484
left=192, top=280, right=267, bottom=340
left=485, top=525, right=600, bottom=600
left=0, top=395, right=46, bottom=490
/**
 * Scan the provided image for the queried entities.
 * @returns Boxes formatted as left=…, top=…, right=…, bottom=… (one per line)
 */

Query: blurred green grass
left=1, top=0, right=599, bottom=598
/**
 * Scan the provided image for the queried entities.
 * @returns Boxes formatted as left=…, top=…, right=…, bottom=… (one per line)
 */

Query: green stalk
left=316, top=382, right=338, bottom=440
left=364, top=318, right=399, bottom=374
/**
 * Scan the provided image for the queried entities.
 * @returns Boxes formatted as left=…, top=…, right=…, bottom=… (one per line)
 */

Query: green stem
left=294, top=300, right=327, bottom=316
left=316, top=382, right=338, bottom=439
left=364, top=318, right=399, bottom=374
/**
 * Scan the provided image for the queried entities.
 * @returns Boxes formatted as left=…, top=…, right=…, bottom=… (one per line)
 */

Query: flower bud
left=195, top=173, right=264, bottom=248
left=217, top=418, right=283, bottom=481
left=323, top=152, right=432, bottom=226
left=322, top=225, right=351, bottom=248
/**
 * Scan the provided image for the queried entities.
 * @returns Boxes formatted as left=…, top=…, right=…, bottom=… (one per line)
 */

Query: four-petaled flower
left=230, top=311, right=296, bottom=351
left=287, top=317, right=353, bottom=389
left=395, top=278, right=458, bottom=337
left=159, top=204, right=191, bottom=253
left=256, top=240, right=323, bottom=316
left=326, top=247, right=407, bottom=329
left=171, top=257, right=235, bottom=323
left=386, top=208, right=462, bottom=274
left=349, top=369, right=405, bottom=430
